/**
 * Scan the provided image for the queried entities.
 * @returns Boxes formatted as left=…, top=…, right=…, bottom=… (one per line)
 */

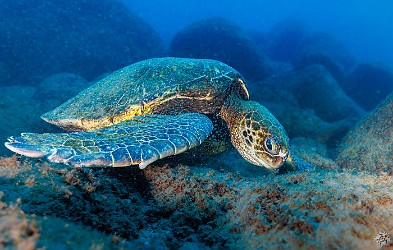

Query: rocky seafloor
left=1, top=153, right=393, bottom=249
left=1, top=0, right=393, bottom=249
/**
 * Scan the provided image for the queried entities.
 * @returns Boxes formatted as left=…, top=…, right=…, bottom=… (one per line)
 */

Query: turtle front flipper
left=5, top=113, right=214, bottom=169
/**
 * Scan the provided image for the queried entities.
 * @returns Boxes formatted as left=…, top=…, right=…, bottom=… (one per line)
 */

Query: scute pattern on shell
left=42, top=57, right=241, bottom=131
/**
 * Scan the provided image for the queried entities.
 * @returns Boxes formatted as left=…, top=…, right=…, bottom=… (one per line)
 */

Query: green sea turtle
left=5, top=57, right=309, bottom=171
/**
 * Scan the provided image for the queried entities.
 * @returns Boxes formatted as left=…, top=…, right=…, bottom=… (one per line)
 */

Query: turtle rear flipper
left=5, top=113, right=213, bottom=169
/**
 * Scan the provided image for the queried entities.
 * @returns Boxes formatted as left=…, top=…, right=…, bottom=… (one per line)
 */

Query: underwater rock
left=288, top=65, right=364, bottom=122
left=290, top=137, right=338, bottom=169
left=0, top=0, right=163, bottom=85
left=0, top=193, right=39, bottom=250
left=311, top=118, right=359, bottom=149
left=169, top=17, right=273, bottom=80
left=265, top=18, right=310, bottom=64
left=34, top=73, right=89, bottom=110
left=0, top=86, right=50, bottom=156
left=264, top=21, right=355, bottom=83
left=254, top=65, right=365, bottom=122
left=336, top=92, right=393, bottom=173
left=263, top=102, right=357, bottom=149
left=295, top=32, right=355, bottom=82
left=296, top=53, right=347, bottom=83
left=0, top=192, right=143, bottom=249
left=343, top=62, right=393, bottom=111
left=258, top=100, right=320, bottom=135
left=1, top=157, right=393, bottom=249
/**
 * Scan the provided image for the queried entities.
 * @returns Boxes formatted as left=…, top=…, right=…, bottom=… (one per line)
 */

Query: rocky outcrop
left=343, top=62, right=393, bottom=111
left=169, top=17, right=273, bottom=80
left=0, top=0, right=163, bottom=85
left=336, top=92, right=393, bottom=173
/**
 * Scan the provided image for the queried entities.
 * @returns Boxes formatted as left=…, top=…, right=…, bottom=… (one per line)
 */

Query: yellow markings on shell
left=73, top=104, right=144, bottom=131
left=74, top=88, right=216, bottom=132
left=112, top=105, right=145, bottom=124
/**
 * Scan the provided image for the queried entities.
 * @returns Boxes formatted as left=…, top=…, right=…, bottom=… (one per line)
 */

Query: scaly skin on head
left=220, top=96, right=290, bottom=170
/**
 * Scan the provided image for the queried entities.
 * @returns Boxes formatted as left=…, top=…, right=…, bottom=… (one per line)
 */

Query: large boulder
left=297, top=33, right=353, bottom=66
left=290, top=137, right=339, bottom=169
left=295, top=33, right=355, bottom=82
left=264, top=20, right=355, bottom=83
left=296, top=53, right=347, bottom=83
left=169, top=18, right=273, bottom=80
left=253, top=65, right=365, bottom=123
left=264, top=102, right=357, bottom=149
left=0, top=0, right=163, bottom=85
left=343, top=62, right=393, bottom=111
left=336, top=92, right=393, bottom=173
left=288, top=65, right=364, bottom=122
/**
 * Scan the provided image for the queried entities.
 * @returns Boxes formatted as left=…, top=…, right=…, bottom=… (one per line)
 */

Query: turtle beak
left=279, top=150, right=288, bottom=161
left=259, top=150, right=288, bottom=170
left=266, top=149, right=288, bottom=171
left=271, top=150, right=288, bottom=169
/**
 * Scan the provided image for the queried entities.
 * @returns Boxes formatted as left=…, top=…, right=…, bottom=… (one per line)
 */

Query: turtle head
left=222, top=100, right=290, bottom=170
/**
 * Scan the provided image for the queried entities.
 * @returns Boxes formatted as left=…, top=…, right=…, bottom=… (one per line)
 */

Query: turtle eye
left=264, top=136, right=280, bottom=154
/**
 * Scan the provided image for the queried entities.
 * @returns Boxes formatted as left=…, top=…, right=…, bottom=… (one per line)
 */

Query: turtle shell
left=42, top=57, right=249, bottom=131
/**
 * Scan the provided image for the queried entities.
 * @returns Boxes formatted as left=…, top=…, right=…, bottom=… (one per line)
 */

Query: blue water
left=126, top=0, right=393, bottom=65
left=1, top=0, right=392, bottom=85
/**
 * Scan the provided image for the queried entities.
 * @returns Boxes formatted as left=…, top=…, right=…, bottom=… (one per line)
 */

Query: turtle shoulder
left=42, top=57, right=243, bottom=131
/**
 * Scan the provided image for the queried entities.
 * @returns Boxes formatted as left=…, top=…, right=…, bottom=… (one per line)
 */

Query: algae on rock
left=337, top=92, right=393, bottom=173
